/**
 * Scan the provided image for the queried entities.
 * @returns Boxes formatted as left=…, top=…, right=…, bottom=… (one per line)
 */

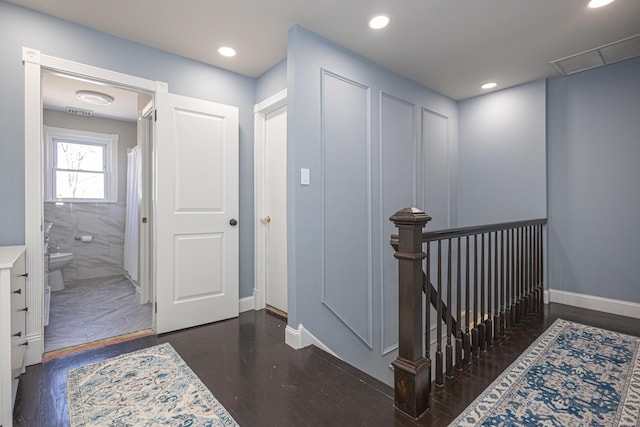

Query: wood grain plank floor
left=14, top=304, right=640, bottom=426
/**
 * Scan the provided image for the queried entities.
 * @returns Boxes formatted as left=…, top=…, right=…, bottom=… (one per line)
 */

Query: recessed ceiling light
left=75, top=90, right=114, bottom=105
left=481, top=82, right=498, bottom=90
left=218, top=46, right=236, bottom=57
left=369, top=15, right=390, bottom=30
left=588, top=0, right=615, bottom=8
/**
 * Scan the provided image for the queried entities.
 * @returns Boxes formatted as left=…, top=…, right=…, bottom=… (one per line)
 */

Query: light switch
left=301, top=168, right=310, bottom=185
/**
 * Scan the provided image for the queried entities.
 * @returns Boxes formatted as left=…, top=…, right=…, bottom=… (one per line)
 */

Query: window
left=44, top=126, right=118, bottom=202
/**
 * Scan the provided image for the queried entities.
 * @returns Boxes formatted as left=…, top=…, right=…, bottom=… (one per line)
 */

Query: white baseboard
left=285, top=323, right=338, bottom=358
left=239, top=295, right=255, bottom=313
left=548, top=289, right=640, bottom=319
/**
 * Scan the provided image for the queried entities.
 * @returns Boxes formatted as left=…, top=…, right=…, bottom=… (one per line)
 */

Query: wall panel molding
left=320, top=68, right=373, bottom=349
left=379, top=91, right=417, bottom=355
left=421, top=108, right=451, bottom=230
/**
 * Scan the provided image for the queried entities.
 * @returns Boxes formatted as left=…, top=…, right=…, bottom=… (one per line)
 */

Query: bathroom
left=42, top=72, right=153, bottom=354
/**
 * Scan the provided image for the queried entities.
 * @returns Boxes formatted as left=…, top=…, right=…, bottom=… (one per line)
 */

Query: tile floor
left=44, top=275, right=152, bottom=352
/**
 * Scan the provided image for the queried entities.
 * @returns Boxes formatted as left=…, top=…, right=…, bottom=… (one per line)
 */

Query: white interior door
left=265, top=106, right=288, bottom=313
left=155, top=92, right=239, bottom=334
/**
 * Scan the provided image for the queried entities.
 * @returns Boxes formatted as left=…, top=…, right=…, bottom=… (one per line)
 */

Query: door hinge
left=155, top=302, right=157, bottom=313
left=154, top=109, right=157, bottom=122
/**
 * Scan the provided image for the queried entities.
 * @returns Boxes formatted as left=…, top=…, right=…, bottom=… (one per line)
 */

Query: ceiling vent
left=551, top=34, right=640, bottom=76
left=66, top=106, right=93, bottom=117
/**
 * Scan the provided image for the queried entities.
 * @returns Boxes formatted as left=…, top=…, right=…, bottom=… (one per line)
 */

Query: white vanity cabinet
left=0, top=246, right=27, bottom=427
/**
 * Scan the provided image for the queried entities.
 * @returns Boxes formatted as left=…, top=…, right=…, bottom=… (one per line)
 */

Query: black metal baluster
left=539, top=224, right=544, bottom=311
left=436, top=241, right=443, bottom=386
left=529, top=226, right=534, bottom=315
left=426, top=243, right=431, bottom=371
left=464, top=236, right=471, bottom=363
left=504, top=229, right=515, bottom=331
left=455, top=237, right=463, bottom=369
left=514, top=228, right=519, bottom=323
left=446, top=239, right=453, bottom=378
left=519, top=227, right=525, bottom=317
left=479, top=233, right=486, bottom=351
left=523, top=227, right=529, bottom=317
left=472, top=235, right=479, bottom=358
left=486, top=232, right=493, bottom=346
left=495, top=230, right=502, bottom=338
left=531, top=225, right=540, bottom=313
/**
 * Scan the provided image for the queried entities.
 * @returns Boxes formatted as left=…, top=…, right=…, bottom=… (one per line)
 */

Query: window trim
left=44, top=126, right=119, bottom=203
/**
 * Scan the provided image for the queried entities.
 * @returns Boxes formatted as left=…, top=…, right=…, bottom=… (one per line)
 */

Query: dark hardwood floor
left=13, top=303, right=640, bottom=426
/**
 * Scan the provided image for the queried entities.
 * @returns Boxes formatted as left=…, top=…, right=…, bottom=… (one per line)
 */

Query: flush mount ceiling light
left=369, top=14, right=390, bottom=30
left=481, top=82, right=498, bottom=90
left=588, top=0, right=615, bottom=8
left=75, top=90, right=114, bottom=105
left=218, top=46, right=237, bottom=57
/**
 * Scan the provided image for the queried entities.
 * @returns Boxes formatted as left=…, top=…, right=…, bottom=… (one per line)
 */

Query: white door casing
left=265, top=106, right=288, bottom=313
left=155, top=91, right=239, bottom=334
left=254, top=89, right=287, bottom=313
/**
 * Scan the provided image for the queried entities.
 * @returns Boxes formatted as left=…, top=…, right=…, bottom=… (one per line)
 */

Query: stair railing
left=390, top=207, right=547, bottom=419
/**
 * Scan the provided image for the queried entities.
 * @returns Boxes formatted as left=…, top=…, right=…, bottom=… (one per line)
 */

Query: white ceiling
left=9, top=0, right=640, bottom=100
left=42, top=72, right=148, bottom=121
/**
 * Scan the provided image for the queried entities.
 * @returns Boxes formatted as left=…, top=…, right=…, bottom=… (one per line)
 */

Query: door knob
left=230, top=219, right=238, bottom=226
left=262, top=216, right=271, bottom=224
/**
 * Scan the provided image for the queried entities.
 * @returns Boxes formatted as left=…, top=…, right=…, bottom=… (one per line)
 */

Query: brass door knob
left=262, top=216, right=271, bottom=224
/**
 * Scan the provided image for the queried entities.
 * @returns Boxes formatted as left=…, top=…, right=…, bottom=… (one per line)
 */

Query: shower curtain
left=124, top=146, right=141, bottom=282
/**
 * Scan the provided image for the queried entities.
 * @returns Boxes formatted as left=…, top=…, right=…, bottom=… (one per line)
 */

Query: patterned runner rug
left=450, top=319, right=639, bottom=426
left=67, top=343, right=238, bottom=426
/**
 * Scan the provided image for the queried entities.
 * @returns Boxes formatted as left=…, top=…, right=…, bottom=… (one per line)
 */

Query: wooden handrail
left=390, top=218, right=547, bottom=245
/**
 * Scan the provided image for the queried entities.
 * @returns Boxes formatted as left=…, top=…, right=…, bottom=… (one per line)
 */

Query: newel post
left=390, top=207, right=432, bottom=419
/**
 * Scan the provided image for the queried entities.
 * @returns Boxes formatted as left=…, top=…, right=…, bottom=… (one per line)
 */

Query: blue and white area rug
left=67, top=343, right=239, bottom=426
left=450, top=319, right=639, bottom=426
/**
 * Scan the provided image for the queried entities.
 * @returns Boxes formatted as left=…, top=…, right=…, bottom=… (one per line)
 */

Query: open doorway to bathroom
left=42, top=71, right=154, bottom=355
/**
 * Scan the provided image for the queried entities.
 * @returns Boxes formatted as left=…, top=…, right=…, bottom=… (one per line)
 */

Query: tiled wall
left=44, top=202, right=126, bottom=282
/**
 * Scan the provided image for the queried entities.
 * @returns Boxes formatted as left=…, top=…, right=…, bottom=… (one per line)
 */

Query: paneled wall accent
left=379, top=93, right=417, bottom=355
left=320, top=69, right=373, bottom=348
left=422, top=109, right=451, bottom=230
left=44, top=202, right=125, bottom=282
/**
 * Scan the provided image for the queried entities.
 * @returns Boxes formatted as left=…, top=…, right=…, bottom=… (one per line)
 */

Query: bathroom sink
left=44, top=222, right=53, bottom=236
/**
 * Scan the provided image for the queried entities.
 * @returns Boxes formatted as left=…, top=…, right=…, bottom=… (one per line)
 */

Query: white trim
left=253, top=89, right=287, bottom=311
left=239, top=295, right=255, bottom=313
left=23, top=48, right=45, bottom=365
left=23, top=47, right=165, bottom=365
left=284, top=323, right=338, bottom=358
left=254, top=89, right=287, bottom=114
left=548, top=289, right=640, bottom=319
left=39, top=53, right=158, bottom=93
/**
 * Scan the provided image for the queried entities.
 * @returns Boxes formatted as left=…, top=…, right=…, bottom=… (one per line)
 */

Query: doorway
left=41, top=71, right=154, bottom=354
left=24, top=48, right=240, bottom=364
left=254, top=90, right=288, bottom=317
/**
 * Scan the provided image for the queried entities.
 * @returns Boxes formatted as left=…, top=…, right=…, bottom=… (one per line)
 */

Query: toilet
left=48, top=252, right=74, bottom=291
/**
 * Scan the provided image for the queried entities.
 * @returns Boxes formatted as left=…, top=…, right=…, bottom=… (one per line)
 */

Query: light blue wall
left=547, top=57, right=640, bottom=303
left=255, top=59, right=287, bottom=103
left=457, top=80, right=547, bottom=226
left=287, top=25, right=458, bottom=385
left=0, top=2, right=256, bottom=298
